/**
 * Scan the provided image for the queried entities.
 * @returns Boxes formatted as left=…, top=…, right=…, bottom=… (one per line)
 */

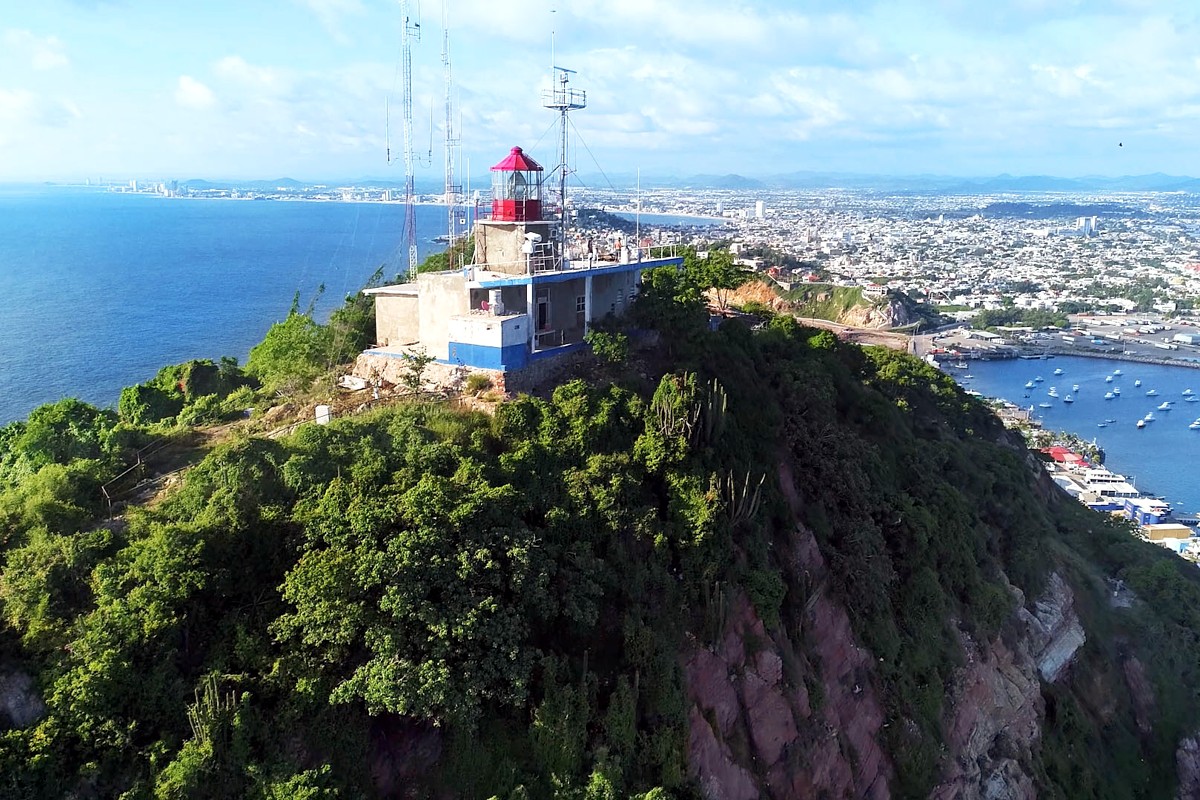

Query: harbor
left=949, top=354, right=1200, bottom=558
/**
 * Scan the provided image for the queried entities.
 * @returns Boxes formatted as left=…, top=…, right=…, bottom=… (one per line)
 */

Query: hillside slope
left=727, top=278, right=935, bottom=330
left=1, top=308, right=1198, bottom=798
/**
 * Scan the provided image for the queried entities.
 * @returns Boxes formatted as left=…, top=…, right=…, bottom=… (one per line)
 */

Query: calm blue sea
left=957, top=355, right=1200, bottom=515
left=0, top=187, right=448, bottom=424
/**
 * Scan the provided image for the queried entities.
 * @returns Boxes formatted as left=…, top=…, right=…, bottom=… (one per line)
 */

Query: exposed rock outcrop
left=0, top=668, right=45, bottom=728
left=1177, top=735, right=1200, bottom=800
left=684, top=462, right=892, bottom=799
left=1016, top=572, right=1086, bottom=683
left=841, top=298, right=915, bottom=330
left=931, top=570, right=1091, bottom=799
left=932, top=632, right=1041, bottom=800
left=1123, top=656, right=1156, bottom=737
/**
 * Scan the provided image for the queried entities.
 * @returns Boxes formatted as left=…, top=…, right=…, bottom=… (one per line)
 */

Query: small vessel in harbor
left=1054, top=367, right=1064, bottom=375
left=1135, top=379, right=1142, bottom=387
left=1063, top=395, right=1074, bottom=403
left=1113, top=369, right=1123, bottom=376
left=1035, top=375, right=1045, bottom=383
left=1137, top=419, right=1146, bottom=428
left=1147, top=389, right=1159, bottom=396
left=1097, top=422, right=1107, bottom=428
left=1157, top=401, right=1172, bottom=411
left=1144, top=412, right=1155, bottom=421
left=1048, top=386, right=1059, bottom=397
left=1113, top=386, right=1121, bottom=396
left=1104, top=391, right=1115, bottom=399
left=1038, top=402, right=1053, bottom=408
left=1025, top=380, right=1036, bottom=389
left=1072, top=384, right=1080, bottom=392
left=1184, top=388, right=1194, bottom=396
left=1190, top=419, right=1200, bottom=430
left=1106, top=375, right=1113, bottom=382
left=1187, top=395, right=1199, bottom=403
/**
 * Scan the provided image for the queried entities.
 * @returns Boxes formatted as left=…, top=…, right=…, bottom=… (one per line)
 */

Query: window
left=576, top=295, right=586, bottom=313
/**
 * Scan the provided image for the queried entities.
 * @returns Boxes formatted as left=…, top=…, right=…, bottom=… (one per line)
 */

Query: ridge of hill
left=0, top=264, right=1198, bottom=798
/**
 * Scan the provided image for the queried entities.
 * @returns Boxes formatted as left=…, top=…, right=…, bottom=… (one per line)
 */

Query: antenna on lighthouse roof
left=543, top=65, right=585, bottom=259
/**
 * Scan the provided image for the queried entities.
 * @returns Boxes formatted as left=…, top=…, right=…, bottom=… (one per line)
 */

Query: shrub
left=464, top=373, right=493, bottom=394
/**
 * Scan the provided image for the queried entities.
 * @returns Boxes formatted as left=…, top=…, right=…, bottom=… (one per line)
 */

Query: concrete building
left=360, top=146, right=682, bottom=374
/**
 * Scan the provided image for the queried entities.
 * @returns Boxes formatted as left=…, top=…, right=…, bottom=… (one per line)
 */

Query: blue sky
left=3, top=0, right=1200, bottom=181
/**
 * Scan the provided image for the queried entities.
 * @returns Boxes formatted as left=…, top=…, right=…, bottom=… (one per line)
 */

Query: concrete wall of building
left=417, top=272, right=470, bottom=360
left=448, top=314, right=527, bottom=349
left=592, top=271, right=639, bottom=320
left=475, top=220, right=554, bottom=275
left=537, top=278, right=587, bottom=337
left=375, top=294, right=420, bottom=346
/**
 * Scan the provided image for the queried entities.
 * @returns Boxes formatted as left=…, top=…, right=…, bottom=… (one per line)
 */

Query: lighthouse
left=472, top=147, right=557, bottom=275
left=490, top=146, right=543, bottom=222
left=356, top=67, right=684, bottom=382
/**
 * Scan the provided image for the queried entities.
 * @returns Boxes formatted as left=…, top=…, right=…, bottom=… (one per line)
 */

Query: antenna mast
left=442, top=1, right=461, bottom=253
left=401, top=0, right=422, bottom=278
left=542, top=67, right=585, bottom=259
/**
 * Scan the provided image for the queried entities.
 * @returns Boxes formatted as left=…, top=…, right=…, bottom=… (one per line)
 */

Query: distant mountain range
left=177, top=171, right=1200, bottom=194
left=627, top=171, right=1200, bottom=193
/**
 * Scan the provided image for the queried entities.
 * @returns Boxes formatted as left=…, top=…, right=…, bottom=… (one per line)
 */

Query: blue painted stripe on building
left=447, top=341, right=528, bottom=372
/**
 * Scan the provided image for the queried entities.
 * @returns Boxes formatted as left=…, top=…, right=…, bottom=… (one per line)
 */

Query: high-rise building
left=755, top=200, right=765, bottom=219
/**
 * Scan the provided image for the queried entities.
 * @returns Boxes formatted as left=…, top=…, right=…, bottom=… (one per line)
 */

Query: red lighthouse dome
left=490, top=146, right=544, bottom=222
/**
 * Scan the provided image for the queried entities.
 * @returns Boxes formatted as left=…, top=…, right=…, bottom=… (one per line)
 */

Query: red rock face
left=930, top=632, right=1041, bottom=800
left=1123, top=656, right=1156, bottom=737
left=684, top=461, right=1099, bottom=799
left=1177, top=736, right=1200, bottom=800
left=683, top=462, right=893, bottom=799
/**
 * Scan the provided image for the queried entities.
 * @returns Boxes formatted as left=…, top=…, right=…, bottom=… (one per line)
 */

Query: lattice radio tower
left=400, top=0, right=422, bottom=278
left=542, top=67, right=586, bottom=255
left=441, top=2, right=461, bottom=253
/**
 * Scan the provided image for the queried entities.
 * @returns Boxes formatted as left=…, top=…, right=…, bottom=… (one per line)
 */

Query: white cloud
left=0, top=87, right=80, bottom=142
left=3, top=29, right=69, bottom=70
left=175, top=76, right=216, bottom=110
left=215, top=56, right=290, bottom=94
left=295, top=0, right=365, bottom=43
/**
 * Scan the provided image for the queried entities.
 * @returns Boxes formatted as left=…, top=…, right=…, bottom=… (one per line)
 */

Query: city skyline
left=3, top=0, right=1200, bottom=183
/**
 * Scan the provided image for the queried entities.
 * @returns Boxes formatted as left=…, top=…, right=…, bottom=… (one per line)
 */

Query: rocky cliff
left=684, top=459, right=1109, bottom=800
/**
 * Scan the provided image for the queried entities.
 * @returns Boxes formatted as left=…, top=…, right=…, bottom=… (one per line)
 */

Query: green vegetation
left=781, top=283, right=867, bottom=321
left=416, top=235, right=476, bottom=275
left=0, top=263, right=1199, bottom=799
left=973, top=307, right=1069, bottom=330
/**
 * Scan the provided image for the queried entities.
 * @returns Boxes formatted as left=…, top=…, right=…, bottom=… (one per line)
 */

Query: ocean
left=957, top=355, right=1200, bottom=516
left=0, top=187, right=448, bottom=425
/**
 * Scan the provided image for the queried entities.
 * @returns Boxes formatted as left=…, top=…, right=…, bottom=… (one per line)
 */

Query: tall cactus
left=698, top=378, right=728, bottom=445
left=723, top=469, right=765, bottom=528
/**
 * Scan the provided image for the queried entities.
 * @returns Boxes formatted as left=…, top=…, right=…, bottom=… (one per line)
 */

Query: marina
left=950, top=354, right=1200, bottom=518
